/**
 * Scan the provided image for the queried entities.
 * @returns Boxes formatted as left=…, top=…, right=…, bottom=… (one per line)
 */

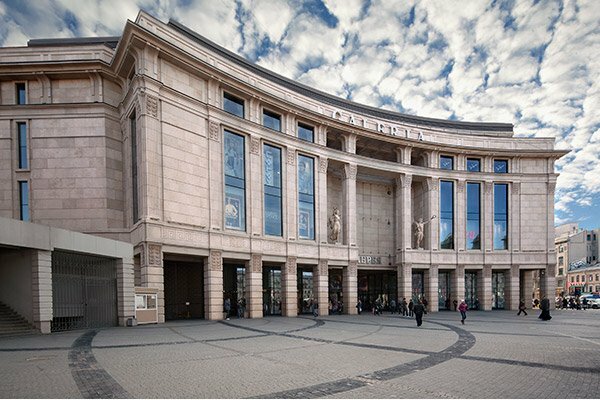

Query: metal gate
left=51, top=251, right=118, bottom=332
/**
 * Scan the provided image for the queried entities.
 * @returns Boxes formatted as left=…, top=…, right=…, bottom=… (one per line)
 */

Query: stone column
left=541, top=264, right=556, bottom=310
left=208, top=121, right=223, bottom=231
left=398, top=263, right=412, bottom=302
left=343, top=163, right=357, bottom=246
left=457, top=180, right=466, bottom=251
left=342, top=133, right=357, bottom=154
left=479, top=265, right=492, bottom=311
left=484, top=182, right=493, bottom=252
left=141, top=243, right=164, bottom=323
left=505, top=264, right=520, bottom=311
left=247, top=254, right=263, bottom=318
left=204, top=250, right=223, bottom=320
left=249, top=136, right=262, bottom=237
left=318, top=158, right=329, bottom=245
left=139, top=90, right=163, bottom=220
left=426, top=178, right=439, bottom=250
left=451, top=265, right=465, bottom=307
left=343, top=261, right=358, bottom=315
left=424, top=265, right=439, bottom=312
left=399, top=174, right=412, bottom=250
left=116, top=256, right=135, bottom=327
left=521, top=270, right=534, bottom=303
left=314, top=260, right=329, bottom=314
left=282, top=256, right=297, bottom=316
left=31, top=250, right=52, bottom=334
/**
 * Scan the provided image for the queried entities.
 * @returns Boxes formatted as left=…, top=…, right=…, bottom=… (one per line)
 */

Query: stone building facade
left=0, top=11, right=566, bottom=325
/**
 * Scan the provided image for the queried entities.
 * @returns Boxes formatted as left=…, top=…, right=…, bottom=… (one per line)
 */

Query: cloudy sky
left=1, top=0, right=599, bottom=229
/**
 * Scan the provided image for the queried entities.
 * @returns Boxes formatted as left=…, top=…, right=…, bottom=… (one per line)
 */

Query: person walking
left=312, top=300, right=319, bottom=317
left=401, top=298, right=408, bottom=316
left=413, top=300, right=427, bottom=327
left=224, top=297, right=231, bottom=320
left=237, top=297, right=246, bottom=318
left=408, top=299, right=414, bottom=317
left=517, top=299, right=528, bottom=316
left=539, top=296, right=552, bottom=321
left=356, top=299, right=362, bottom=315
left=390, top=299, right=396, bottom=314
left=562, top=297, right=568, bottom=309
left=458, top=299, right=468, bottom=325
left=453, top=299, right=458, bottom=311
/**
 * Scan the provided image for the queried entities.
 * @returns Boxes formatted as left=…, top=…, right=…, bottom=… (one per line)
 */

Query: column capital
left=425, top=177, right=439, bottom=192
left=318, top=259, right=328, bottom=275
left=484, top=181, right=493, bottom=194
left=343, top=163, right=357, bottom=180
left=285, top=256, right=297, bottom=274
left=512, top=181, right=521, bottom=195
left=319, top=157, right=328, bottom=174
left=209, top=250, right=223, bottom=271
left=208, top=120, right=220, bottom=142
left=250, top=254, right=262, bottom=273
left=250, top=136, right=260, bottom=155
left=348, top=260, right=358, bottom=277
left=401, top=173, right=413, bottom=188
left=457, top=180, right=466, bottom=193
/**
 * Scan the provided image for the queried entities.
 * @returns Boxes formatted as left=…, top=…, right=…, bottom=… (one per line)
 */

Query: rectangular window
left=263, top=144, right=282, bottom=236
left=494, top=183, right=508, bottom=250
left=17, top=122, right=28, bottom=169
left=466, top=182, right=480, bottom=250
left=576, top=275, right=579, bottom=282
left=596, top=274, right=599, bottom=281
left=466, top=158, right=480, bottom=172
left=440, top=180, right=454, bottom=249
left=559, top=256, right=564, bottom=266
left=440, top=155, right=454, bottom=170
left=558, top=268, right=564, bottom=276
left=298, top=123, right=314, bottom=142
left=263, top=110, right=281, bottom=131
left=16, top=83, right=26, bottom=105
left=297, top=155, right=314, bottom=240
left=570, top=276, right=574, bottom=283
left=130, top=112, right=139, bottom=223
left=223, top=92, right=244, bottom=118
left=494, top=159, right=508, bottom=173
left=224, top=131, right=246, bottom=231
left=587, top=234, right=591, bottom=241
left=19, top=181, right=29, bottom=221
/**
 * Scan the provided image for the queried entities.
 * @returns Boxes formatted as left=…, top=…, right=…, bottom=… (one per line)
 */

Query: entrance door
left=492, top=271, right=506, bottom=309
left=412, top=271, right=424, bottom=302
left=357, top=270, right=397, bottom=312
left=438, top=271, right=451, bottom=310
left=224, top=264, right=246, bottom=317
left=297, top=268, right=314, bottom=314
left=465, top=272, right=477, bottom=309
left=51, top=251, right=117, bottom=332
left=263, top=267, right=282, bottom=315
left=328, top=269, right=343, bottom=314
left=164, top=260, right=204, bottom=320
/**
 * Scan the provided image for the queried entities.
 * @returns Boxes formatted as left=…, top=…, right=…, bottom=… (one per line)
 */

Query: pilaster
left=541, top=264, right=556, bottom=310
left=205, top=250, right=223, bottom=320
left=424, top=265, right=439, bottom=312
left=344, top=261, right=358, bottom=315
left=249, top=136, right=262, bottom=237
left=141, top=242, right=164, bottom=323
left=286, top=148, right=298, bottom=240
left=139, top=89, right=163, bottom=220
left=208, top=120, right=223, bottom=231
left=246, top=254, right=263, bottom=318
left=451, top=264, right=465, bottom=306
left=116, top=256, right=135, bottom=327
left=484, top=181, right=493, bottom=252
left=399, top=174, right=412, bottom=250
left=314, top=260, right=329, bottom=314
left=342, top=133, right=357, bottom=154
left=480, top=264, right=492, bottom=311
left=318, top=157, right=329, bottom=244
left=398, top=263, right=412, bottom=302
left=457, top=180, right=466, bottom=251
left=31, top=250, right=52, bottom=334
left=506, top=264, right=520, bottom=311
left=426, top=177, right=439, bottom=250
left=511, top=182, right=521, bottom=251
left=282, top=256, right=297, bottom=316
left=343, top=163, right=357, bottom=246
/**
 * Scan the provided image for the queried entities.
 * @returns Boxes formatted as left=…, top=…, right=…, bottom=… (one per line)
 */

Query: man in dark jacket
left=539, top=296, right=552, bottom=321
left=413, top=300, right=427, bottom=327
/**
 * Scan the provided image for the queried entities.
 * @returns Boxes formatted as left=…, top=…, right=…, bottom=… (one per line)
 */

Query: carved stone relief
left=210, top=250, right=222, bottom=271
left=285, top=256, right=297, bottom=274
left=318, top=260, right=328, bottom=276
left=250, top=137, right=260, bottom=155
left=148, top=244, right=162, bottom=266
left=287, top=150, right=295, bottom=165
left=146, top=95, right=158, bottom=118
left=251, top=254, right=262, bottom=273
left=319, top=158, right=328, bottom=174
left=343, top=164, right=357, bottom=180
left=209, top=121, right=220, bottom=142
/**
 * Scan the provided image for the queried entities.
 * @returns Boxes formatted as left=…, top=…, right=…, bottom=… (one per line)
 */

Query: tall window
left=19, top=181, right=29, bottom=221
left=130, top=112, right=139, bottom=223
left=494, top=159, right=508, bottom=173
left=224, top=131, right=246, bottom=231
left=297, top=155, right=314, bottom=240
left=440, top=180, right=454, bottom=249
left=17, top=122, right=28, bottom=169
left=440, top=155, right=453, bottom=170
left=466, top=182, right=481, bottom=250
left=494, top=183, right=508, bottom=250
left=223, top=92, right=244, bottom=118
left=263, top=110, right=281, bottom=131
left=466, top=158, right=480, bottom=172
left=298, top=123, right=314, bottom=142
left=263, top=144, right=282, bottom=236
left=16, top=83, right=26, bottom=105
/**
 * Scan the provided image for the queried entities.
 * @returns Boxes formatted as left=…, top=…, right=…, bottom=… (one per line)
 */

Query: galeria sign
left=331, top=109, right=425, bottom=141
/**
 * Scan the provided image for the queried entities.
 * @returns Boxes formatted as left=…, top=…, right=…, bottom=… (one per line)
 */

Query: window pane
left=225, top=185, right=245, bottom=230
left=466, top=182, right=480, bottom=250
left=298, top=200, right=314, bottom=240
left=19, top=181, right=29, bottom=222
left=298, top=123, right=314, bottom=142
left=263, top=110, right=281, bottom=131
left=440, top=156, right=453, bottom=170
left=494, top=183, right=508, bottom=249
left=224, top=131, right=246, bottom=231
left=224, top=131, right=245, bottom=180
left=223, top=92, right=244, bottom=118
left=264, top=194, right=282, bottom=236
left=18, top=122, right=27, bottom=169
left=298, top=156, right=314, bottom=195
left=263, top=145, right=281, bottom=188
left=466, top=158, right=480, bottom=172
left=16, top=83, right=26, bottom=105
left=440, top=180, right=454, bottom=249
left=494, top=160, right=508, bottom=173
left=264, top=144, right=282, bottom=236
left=298, top=155, right=314, bottom=240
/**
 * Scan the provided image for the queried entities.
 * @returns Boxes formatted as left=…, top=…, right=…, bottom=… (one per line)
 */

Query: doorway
left=164, top=260, right=204, bottom=320
left=492, top=271, right=506, bottom=309
left=263, top=267, right=282, bottom=315
left=438, top=271, right=451, bottom=310
left=328, top=269, right=343, bottom=314
left=412, top=271, right=424, bottom=302
left=223, top=264, right=245, bottom=318
left=465, top=271, right=478, bottom=309
left=297, top=268, right=314, bottom=314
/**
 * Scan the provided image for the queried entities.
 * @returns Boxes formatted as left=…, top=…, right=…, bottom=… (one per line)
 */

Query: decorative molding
left=210, top=250, right=222, bottom=271
left=250, top=137, right=260, bottom=155
left=457, top=180, right=465, bottom=194
left=285, top=256, right=297, bottom=274
left=425, top=177, right=439, bottom=192
left=343, top=163, right=357, bottom=180
left=402, top=174, right=412, bottom=188
left=209, top=121, right=220, bottom=142
left=319, top=158, right=328, bottom=174
left=318, top=259, right=328, bottom=276
left=348, top=261, right=358, bottom=277
left=251, top=254, right=262, bottom=273
left=287, top=150, right=296, bottom=165
left=484, top=182, right=493, bottom=195
left=146, top=95, right=158, bottom=118
left=512, top=182, right=521, bottom=195
left=147, top=244, right=162, bottom=267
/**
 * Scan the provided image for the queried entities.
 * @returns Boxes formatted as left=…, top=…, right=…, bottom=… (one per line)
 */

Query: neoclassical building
left=0, top=11, right=566, bottom=329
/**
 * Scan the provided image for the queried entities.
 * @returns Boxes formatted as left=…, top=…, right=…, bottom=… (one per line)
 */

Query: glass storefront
left=465, top=271, right=477, bottom=309
left=297, top=268, right=314, bottom=314
left=263, top=267, right=282, bottom=315
left=357, top=270, right=397, bottom=312
left=328, top=269, right=343, bottom=314
left=412, top=271, right=424, bottom=302
left=223, top=264, right=246, bottom=317
left=492, top=271, right=506, bottom=309
left=438, top=271, right=451, bottom=310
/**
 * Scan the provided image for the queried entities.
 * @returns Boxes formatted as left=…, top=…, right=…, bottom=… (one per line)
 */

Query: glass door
left=262, top=267, right=282, bottom=315
left=465, top=272, right=477, bottom=309
left=328, top=269, right=343, bottom=314
left=438, top=271, right=451, bottom=310
left=412, top=271, right=424, bottom=302
left=492, top=271, right=506, bottom=309
left=297, top=268, right=314, bottom=314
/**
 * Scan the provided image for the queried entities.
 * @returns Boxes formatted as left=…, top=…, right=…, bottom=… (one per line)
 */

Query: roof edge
left=28, top=37, right=121, bottom=49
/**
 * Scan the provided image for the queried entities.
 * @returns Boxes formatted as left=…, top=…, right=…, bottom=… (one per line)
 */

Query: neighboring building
left=0, top=11, right=567, bottom=328
left=566, top=264, right=600, bottom=295
left=555, top=223, right=581, bottom=296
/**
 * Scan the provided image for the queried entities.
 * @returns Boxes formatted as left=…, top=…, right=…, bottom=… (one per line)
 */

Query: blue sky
left=1, top=0, right=599, bottom=230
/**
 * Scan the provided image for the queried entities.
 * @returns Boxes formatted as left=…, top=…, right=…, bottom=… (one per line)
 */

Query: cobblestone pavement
left=1, top=309, right=599, bottom=398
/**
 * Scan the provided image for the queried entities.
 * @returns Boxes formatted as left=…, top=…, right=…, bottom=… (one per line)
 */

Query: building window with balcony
left=223, top=92, right=245, bottom=118
left=224, top=131, right=246, bottom=231
left=130, top=112, right=139, bottom=223
left=440, top=180, right=454, bottom=249
left=298, top=123, right=314, bottom=142
left=263, top=109, right=281, bottom=132
left=16, top=82, right=26, bottom=105
left=19, top=181, right=29, bottom=221
left=440, top=155, right=453, bottom=170
left=466, top=158, right=481, bottom=172
left=494, top=183, right=508, bottom=250
left=297, top=155, right=314, bottom=240
left=466, top=182, right=480, bottom=250
left=494, top=159, right=508, bottom=173
left=17, top=122, right=28, bottom=169
left=263, top=144, right=282, bottom=236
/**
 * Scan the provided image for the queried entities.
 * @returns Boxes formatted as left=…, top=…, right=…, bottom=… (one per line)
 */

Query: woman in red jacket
left=458, top=300, right=468, bottom=325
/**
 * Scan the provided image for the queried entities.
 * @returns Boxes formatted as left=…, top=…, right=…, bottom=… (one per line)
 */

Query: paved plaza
left=1, top=309, right=599, bottom=399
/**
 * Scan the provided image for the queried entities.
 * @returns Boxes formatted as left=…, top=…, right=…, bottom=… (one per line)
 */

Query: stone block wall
left=356, top=181, right=394, bottom=257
